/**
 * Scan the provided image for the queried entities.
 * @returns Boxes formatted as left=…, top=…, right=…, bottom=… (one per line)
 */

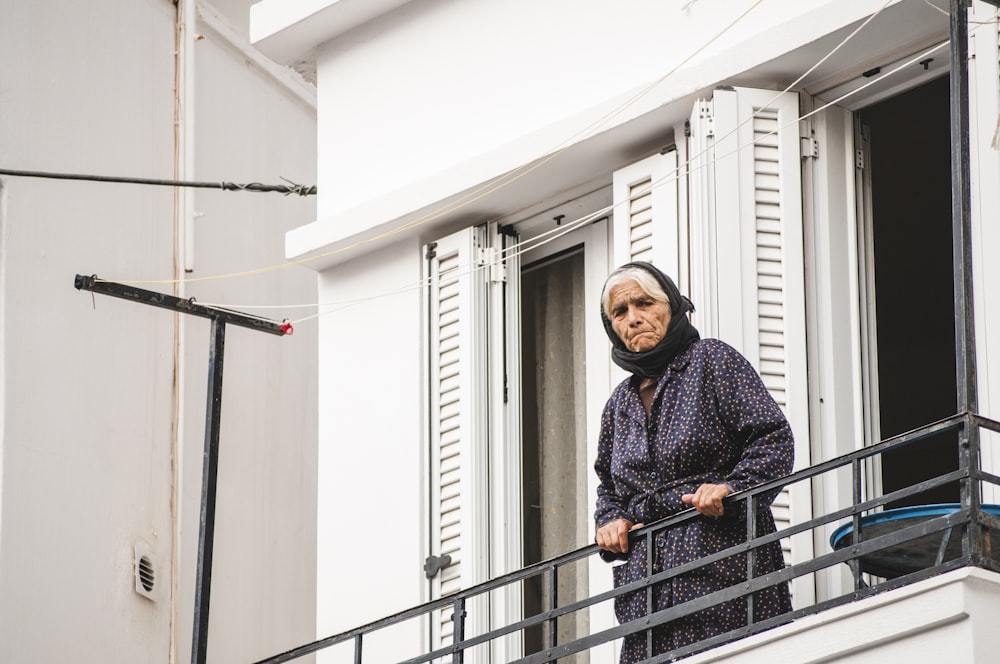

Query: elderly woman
left=594, top=261, right=793, bottom=662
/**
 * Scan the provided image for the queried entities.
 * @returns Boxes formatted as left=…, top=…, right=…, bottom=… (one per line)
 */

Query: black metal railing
left=254, top=410, right=1000, bottom=664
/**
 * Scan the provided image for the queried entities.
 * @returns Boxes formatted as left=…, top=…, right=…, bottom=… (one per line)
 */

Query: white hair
left=601, top=266, right=670, bottom=318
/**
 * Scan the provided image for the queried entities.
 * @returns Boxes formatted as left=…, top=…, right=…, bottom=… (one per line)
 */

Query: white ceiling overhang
left=250, top=0, right=415, bottom=65
left=275, top=0, right=955, bottom=270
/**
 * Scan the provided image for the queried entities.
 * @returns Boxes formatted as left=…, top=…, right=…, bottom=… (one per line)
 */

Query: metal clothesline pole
left=74, top=275, right=290, bottom=664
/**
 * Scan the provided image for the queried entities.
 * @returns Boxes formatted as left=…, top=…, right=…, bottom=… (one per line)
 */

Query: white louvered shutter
left=687, top=87, right=815, bottom=606
left=612, top=149, right=681, bottom=279
left=425, top=227, right=491, bottom=658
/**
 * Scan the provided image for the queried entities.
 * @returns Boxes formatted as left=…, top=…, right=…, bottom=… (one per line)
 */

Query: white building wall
left=0, top=2, right=178, bottom=660
left=263, top=3, right=906, bottom=654
left=969, top=0, right=1000, bottom=488
left=298, top=0, right=896, bottom=227
left=0, top=1, right=317, bottom=662
left=175, top=9, right=319, bottom=663
left=251, top=0, right=1000, bottom=660
left=314, top=239, right=425, bottom=660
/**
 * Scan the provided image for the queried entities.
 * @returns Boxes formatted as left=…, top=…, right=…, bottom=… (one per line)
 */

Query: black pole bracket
left=74, top=274, right=292, bottom=336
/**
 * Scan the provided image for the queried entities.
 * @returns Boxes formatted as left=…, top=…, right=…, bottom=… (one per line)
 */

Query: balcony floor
left=685, top=567, right=1000, bottom=663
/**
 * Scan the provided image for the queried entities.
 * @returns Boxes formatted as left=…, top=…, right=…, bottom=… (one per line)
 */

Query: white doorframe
left=800, top=95, right=868, bottom=600
left=517, top=199, right=616, bottom=664
left=853, top=119, right=885, bottom=505
left=488, top=221, right=523, bottom=663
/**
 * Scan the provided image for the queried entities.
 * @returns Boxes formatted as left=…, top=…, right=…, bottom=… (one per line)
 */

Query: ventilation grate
left=134, top=544, right=157, bottom=600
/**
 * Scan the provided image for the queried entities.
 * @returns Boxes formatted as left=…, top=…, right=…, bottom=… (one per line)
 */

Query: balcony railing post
left=451, top=597, right=466, bottom=664
left=354, top=634, right=363, bottom=664
left=948, top=0, right=983, bottom=572
left=646, top=528, right=654, bottom=658
left=948, top=0, right=978, bottom=417
left=547, top=563, right=558, bottom=661
left=850, top=458, right=864, bottom=591
left=959, top=414, right=985, bottom=566
left=745, top=494, right=757, bottom=625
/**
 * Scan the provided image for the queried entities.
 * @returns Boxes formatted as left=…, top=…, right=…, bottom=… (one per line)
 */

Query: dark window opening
left=520, top=247, right=589, bottom=659
left=861, top=74, right=959, bottom=507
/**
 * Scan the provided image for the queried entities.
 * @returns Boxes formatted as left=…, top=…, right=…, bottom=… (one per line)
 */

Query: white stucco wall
left=0, top=2, right=178, bottom=660
left=250, top=0, right=1000, bottom=660
left=314, top=238, right=425, bottom=661
left=281, top=0, right=900, bottom=235
left=968, top=0, right=1000, bottom=481
left=0, top=1, right=318, bottom=662
left=175, top=14, right=319, bottom=663
left=275, top=5, right=919, bottom=652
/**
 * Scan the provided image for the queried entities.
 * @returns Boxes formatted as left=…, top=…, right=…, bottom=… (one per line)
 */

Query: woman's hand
left=681, top=483, right=732, bottom=518
left=596, top=518, right=644, bottom=553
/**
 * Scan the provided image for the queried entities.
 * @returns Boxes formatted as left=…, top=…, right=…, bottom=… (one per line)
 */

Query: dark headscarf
left=600, top=262, right=700, bottom=379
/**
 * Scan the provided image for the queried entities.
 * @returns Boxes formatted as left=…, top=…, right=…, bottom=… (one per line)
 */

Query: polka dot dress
left=594, top=339, right=793, bottom=663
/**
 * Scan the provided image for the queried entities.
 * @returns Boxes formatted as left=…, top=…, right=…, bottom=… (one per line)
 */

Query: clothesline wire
left=93, top=0, right=768, bottom=288
left=921, top=0, right=999, bottom=25
left=198, top=206, right=610, bottom=315
left=577, top=0, right=896, bottom=243
left=238, top=37, right=959, bottom=325
left=200, top=0, right=911, bottom=320
left=0, top=168, right=316, bottom=196
left=94, top=0, right=972, bottom=320
left=285, top=208, right=611, bottom=326
left=624, top=35, right=953, bottom=252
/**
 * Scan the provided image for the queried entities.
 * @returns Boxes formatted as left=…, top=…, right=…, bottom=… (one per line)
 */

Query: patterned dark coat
left=594, top=338, right=793, bottom=663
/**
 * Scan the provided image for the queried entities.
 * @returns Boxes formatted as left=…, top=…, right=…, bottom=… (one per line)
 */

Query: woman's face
left=607, top=279, right=672, bottom=352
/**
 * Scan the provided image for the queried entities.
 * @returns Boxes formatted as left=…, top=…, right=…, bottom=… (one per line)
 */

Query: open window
left=855, top=74, right=959, bottom=507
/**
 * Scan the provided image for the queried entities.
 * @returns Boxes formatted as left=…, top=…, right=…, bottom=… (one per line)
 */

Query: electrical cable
left=284, top=46, right=970, bottom=323
left=126, top=0, right=943, bottom=291
left=921, top=0, right=999, bottom=26
left=0, top=168, right=316, bottom=196
left=198, top=205, right=610, bottom=319
left=91, top=0, right=969, bottom=319
left=90, top=0, right=767, bottom=287
left=195, top=0, right=945, bottom=323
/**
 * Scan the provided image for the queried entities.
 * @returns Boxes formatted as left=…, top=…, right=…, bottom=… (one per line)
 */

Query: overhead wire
left=100, top=0, right=969, bottom=324
left=246, top=5, right=999, bottom=327
left=120, top=0, right=968, bottom=294
left=0, top=168, right=316, bottom=196
left=585, top=0, right=896, bottom=240
left=199, top=0, right=907, bottom=322
left=921, top=0, right=999, bottom=26
left=93, top=0, right=767, bottom=288
left=198, top=204, right=611, bottom=321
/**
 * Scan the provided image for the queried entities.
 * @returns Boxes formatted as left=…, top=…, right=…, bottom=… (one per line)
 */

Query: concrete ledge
left=686, top=568, right=1000, bottom=663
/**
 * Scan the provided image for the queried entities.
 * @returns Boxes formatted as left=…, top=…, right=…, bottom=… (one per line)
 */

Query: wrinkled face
left=607, top=280, right=672, bottom=352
